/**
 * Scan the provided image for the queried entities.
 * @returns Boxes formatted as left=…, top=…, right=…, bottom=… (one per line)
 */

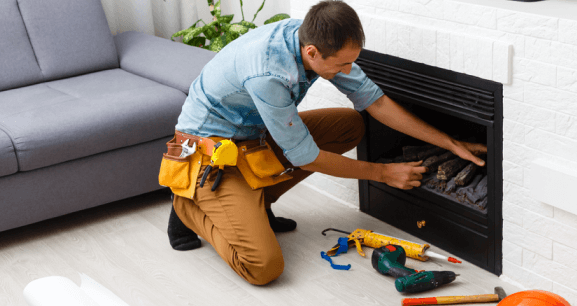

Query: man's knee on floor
left=245, top=249, right=285, bottom=285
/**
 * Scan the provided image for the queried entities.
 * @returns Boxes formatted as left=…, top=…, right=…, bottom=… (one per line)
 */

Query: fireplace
left=356, top=49, right=503, bottom=275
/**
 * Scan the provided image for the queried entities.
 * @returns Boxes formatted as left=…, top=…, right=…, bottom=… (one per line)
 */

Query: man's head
left=299, top=0, right=365, bottom=80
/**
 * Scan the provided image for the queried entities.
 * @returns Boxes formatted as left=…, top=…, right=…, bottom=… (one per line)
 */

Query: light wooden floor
left=0, top=183, right=520, bottom=306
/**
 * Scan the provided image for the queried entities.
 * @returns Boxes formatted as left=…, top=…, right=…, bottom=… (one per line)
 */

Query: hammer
left=402, top=287, right=507, bottom=306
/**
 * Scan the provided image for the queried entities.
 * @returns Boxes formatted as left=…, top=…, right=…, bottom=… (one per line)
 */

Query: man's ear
left=305, top=45, right=318, bottom=59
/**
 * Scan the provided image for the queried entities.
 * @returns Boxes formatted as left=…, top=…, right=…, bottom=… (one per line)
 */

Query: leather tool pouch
left=236, top=141, right=293, bottom=190
left=158, top=137, right=205, bottom=199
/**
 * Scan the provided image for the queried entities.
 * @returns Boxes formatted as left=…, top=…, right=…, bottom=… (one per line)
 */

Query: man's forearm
left=300, top=150, right=377, bottom=181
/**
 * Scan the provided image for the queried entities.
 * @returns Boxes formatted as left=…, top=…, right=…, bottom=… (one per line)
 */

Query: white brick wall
left=292, top=0, right=577, bottom=302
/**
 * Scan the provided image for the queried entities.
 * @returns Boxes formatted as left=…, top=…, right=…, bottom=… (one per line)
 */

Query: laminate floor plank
left=0, top=184, right=520, bottom=306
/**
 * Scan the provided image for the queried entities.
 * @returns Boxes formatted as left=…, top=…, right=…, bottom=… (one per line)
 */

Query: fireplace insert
left=356, top=49, right=503, bottom=275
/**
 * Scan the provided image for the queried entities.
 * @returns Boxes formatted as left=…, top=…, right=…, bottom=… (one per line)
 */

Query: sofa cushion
left=0, top=0, right=43, bottom=92
left=17, top=0, right=119, bottom=82
left=0, top=69, right=186, bottom=172
left=0, top=129, right=18, bottom=177
left=114, top=31, right=217, bottom=94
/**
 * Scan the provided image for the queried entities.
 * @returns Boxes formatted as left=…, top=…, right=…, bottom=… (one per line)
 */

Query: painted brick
left=557, top=67, right=577, bottom=94
left=553, top=207, right=577, bottom=230
left=502, top=260, right=554, bottom=291
left=524, top=84, right=577, bottom=117
left=468, top=26, right=526, bottom=59
left=503, top=180, right=554, bottom=217
left=524, top=211, right=577, bottom=248
left=436, top=31, right=451, bottom=71
left=397, top=23, right=412, bottom=62
left=503, top=79, right=524, bottom=102
left=493, top=41, right=511, bottom=85
left=463, top=36, right=492, bottom=81
left=496, top=10, right=558, bottom=41
left=503, top=200, right=524, bottom=226
left=552, top=41, right=577, bottom=71
left=553, top=283, right=577, bottom=306
left=503, top=239, right=523, bottom=265
left=421, top=28, right=436, bottom=67
left=503, top=99, right=555, bottom=133
left=386, top=21, right=401, bottom=58
left=555, top=112, right=577, bottom=141
left=553, top=242, right=577, bottom=270
left=449, top=33, right=465, bottom=74
left=526, top=129, right=577, bottom=162
left=361, top=14, right=378, bottom=52
left=407, top=25, right=423, bottom=63
left=504, top=221, right=553, bottom=259
left=513, top=58, right=557, bottom=87
left=399, top=0, right=444, bottom=19
left=503, top=119, right=527, bottom=145
left=369, top=17, right=387, bottom=55
left=525, top=37, right=553, bottom=66
left=504, top=160, right=524, bottom=185
left=442, top=1, right=497, bottom=29
left=503, top=141, right=535, bottom=168
left=559, top=19, right=577, bottom=46
left=524, top=251, right=577, bottom=291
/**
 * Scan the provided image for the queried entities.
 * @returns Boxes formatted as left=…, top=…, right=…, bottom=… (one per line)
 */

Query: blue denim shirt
left=176, top=19, right=384, bottom=167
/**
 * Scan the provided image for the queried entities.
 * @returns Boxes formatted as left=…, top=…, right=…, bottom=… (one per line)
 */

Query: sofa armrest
left=114, top=31, right=216, bottom=94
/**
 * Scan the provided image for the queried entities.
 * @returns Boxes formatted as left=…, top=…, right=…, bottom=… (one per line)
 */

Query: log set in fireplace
left=356, top=49, right=503, bottom=275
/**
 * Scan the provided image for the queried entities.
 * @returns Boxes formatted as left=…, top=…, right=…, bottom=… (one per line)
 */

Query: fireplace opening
left=356, top=49, right=503, bottom=275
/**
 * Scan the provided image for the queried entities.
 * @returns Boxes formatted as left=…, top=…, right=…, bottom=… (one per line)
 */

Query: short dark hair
left=299, top=0, right=365, bottom=59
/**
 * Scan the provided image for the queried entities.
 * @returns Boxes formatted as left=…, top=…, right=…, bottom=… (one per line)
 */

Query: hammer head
left=495, top=286, right=507, bottom=301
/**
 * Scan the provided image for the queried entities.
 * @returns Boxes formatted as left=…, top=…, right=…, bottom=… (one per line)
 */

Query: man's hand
left=375, top=161, right=427, bottom=190
left=449, top=140, right=487, bottom=167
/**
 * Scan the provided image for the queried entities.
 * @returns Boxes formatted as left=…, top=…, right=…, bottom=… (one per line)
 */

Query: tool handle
left=402, top=294, right=499, bottom=306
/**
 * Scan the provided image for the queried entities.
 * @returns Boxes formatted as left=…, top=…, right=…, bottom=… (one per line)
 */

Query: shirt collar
left=293, top=28, right=317, bottom=84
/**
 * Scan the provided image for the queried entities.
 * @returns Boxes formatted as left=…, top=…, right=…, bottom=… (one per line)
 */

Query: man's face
left=304, top=43, right=361, bottom=80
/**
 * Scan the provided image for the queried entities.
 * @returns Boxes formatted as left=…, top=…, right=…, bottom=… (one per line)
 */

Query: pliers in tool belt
left=200, top=140, right=238, bottom=191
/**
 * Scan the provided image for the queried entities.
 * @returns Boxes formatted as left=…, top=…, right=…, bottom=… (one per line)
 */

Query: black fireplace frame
left=356, top=49, right=503, bottom=275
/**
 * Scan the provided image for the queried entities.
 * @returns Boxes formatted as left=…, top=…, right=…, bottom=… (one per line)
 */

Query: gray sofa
left=0, top=0, right=215, bottom=232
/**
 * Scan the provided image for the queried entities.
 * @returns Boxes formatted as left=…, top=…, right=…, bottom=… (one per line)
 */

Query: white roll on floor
left=23, top=273, right=129, bottom=306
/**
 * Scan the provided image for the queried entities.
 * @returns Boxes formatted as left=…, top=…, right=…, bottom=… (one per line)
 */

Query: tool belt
left=158, top=131, right=293, bottom=199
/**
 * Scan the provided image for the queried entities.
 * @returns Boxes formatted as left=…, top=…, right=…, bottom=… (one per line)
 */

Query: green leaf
left=182, top=27, right=204, bottom=44
left=229, top=24, right=249, bottom=35
left=171, top=20, right=204, bottom=41
left=212, top=0, right=221, bottom=18
left=264, top=13, right=290, bottom=25
left=207, top=0, right=213, bottom=6
left=208, top=35, right=226, bottom=52
left=252, top=0, right=266, bottom=22
left=239, top=20, right=256, bottom=29
left=186, top=37, right=207, bottom=48
left=217, top=14, right=234, bottom=24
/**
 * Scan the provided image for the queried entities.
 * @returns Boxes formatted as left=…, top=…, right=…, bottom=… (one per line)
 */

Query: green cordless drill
left=371, top=245, right=458, bottom=293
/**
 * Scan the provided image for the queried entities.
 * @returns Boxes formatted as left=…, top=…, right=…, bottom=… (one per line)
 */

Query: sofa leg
left=168, top=194, right=201, bottom=251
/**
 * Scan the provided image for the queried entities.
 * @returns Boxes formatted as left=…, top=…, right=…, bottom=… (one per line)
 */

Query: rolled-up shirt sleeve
left=244, top=76, right=320, bottom=167
left=330, top=63, right=385, bottom=112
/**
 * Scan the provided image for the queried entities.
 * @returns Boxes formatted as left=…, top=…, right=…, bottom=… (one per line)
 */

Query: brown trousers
left=173, top=108, right=365, bottom=285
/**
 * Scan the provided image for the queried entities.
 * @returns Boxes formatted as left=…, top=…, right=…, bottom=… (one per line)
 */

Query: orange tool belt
left=158, top=131, right=293, bottom=199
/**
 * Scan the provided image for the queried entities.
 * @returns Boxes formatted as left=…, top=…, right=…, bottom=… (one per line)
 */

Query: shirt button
left=289, top=122, right=293, bottom=126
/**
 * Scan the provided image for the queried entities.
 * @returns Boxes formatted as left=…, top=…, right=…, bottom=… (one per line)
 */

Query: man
left=166, top=0, right=487, bottom=285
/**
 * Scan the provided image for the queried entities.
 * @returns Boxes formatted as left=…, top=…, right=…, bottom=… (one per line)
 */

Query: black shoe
left=266, top=208, right=297, bottom=232
left=168, top=195, right=201, bottom=251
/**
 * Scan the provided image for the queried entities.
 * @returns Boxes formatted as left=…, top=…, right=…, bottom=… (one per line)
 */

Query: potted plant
left=172, top=0, right=290, bottom=52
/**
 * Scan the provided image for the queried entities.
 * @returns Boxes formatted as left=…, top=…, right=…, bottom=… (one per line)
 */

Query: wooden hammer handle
left=403, top=294, right=499, bottom=305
